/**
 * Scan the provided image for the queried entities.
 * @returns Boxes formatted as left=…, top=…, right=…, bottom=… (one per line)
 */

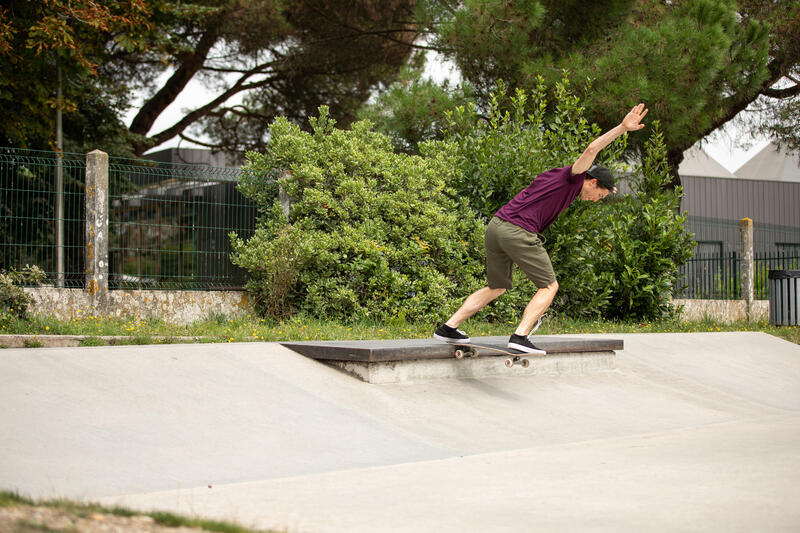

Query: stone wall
left=25, top=287, right=252, bottom=325
left=23, top=288, right=768, bottom=326
left=672, top=298, right=769, bottom=323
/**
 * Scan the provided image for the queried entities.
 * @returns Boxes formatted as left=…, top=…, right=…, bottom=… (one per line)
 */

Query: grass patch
left=0, top=312, right=797, bottom=346
left=78, top=337, right=107, bottom=347
left=149, top=510, right=261, bottom=533
left=0, top=490, right=274, bottom=532
left=0, top=491, right=33, bottom=507
left=22, top=339, right=43, bottom=348
left=13, top=520, right=63, bottom=533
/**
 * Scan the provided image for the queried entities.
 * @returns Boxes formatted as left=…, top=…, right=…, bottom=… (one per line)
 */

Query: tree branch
left=761, top=83, right=800, bottom=99
left=177, top=131, right=222, bottom=149
left=141, top=74, right=279, bottom=152
left=129, top=17, right=223, bottom=137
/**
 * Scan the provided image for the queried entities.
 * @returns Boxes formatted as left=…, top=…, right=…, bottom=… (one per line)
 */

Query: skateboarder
left=434, top=103, right=649, bottom=354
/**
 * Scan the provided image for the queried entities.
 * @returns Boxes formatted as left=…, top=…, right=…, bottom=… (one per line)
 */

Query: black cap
left=586, top=165, right=615, bottom=191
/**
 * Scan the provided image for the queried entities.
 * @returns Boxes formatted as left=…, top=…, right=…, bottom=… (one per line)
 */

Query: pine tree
left=430, top=0, right=799, bottom=185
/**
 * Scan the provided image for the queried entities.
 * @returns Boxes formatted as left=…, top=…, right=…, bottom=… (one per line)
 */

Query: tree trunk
left=666, top=148, right=685, bottom=191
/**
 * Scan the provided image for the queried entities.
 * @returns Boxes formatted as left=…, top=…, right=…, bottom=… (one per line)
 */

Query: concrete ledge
left=281, top=336, right=622, bottom=383
left=326, top=350, right=617, bottom=384
left=281, top=336, right=623, bottom=363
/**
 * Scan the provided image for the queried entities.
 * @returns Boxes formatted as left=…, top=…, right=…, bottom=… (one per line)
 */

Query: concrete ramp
left=2, top=332, right=800, bottom=532
left=0, top=341, right=455, bottom=498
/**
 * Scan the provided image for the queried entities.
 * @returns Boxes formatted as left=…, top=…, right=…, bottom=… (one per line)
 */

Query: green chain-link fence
left=1, top=147, right=259, bottom=290
left=0, top=148, right=86, bottom=287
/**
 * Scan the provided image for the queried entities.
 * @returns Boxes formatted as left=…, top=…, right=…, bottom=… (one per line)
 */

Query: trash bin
left=768, top=270, right=800, bottom=326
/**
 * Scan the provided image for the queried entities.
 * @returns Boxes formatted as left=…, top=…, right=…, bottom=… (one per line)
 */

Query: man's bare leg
left=514, top=281, right=558, bottom=336
left=446, top=286, right=507, bottom=328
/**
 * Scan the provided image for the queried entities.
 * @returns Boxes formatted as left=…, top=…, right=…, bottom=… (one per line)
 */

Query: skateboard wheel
left=520, top=359, right=531, bottom=368
left=504, top=358, right=514, bottom=368
left=467, top=350, right=478, bottom=358
left=455, top=349, right=465, bottom=359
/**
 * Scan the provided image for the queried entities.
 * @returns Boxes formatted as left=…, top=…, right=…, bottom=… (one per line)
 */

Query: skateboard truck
left=504, top=355, right=530, bottom=368
left=453, top=347, right=477, bottom=359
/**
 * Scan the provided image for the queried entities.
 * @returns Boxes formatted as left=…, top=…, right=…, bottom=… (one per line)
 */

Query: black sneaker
left=434, top=324, right=470, bottom=344
left=508, top=334, right=546, bottom=355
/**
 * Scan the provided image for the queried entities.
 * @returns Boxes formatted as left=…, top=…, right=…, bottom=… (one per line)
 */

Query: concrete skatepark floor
left=1, top=331, right=799, bottom=532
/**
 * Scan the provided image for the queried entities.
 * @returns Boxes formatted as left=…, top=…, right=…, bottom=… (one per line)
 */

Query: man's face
left=580, top=179, right=614, bottom=202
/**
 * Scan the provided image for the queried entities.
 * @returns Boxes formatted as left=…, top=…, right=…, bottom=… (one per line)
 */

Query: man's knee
left=547, top=280, right=559, bottom=293
left=488, top=287, right=507, bottom=298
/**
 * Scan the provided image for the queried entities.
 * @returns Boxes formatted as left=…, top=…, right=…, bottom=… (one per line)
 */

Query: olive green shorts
left=485, top=217, right=557, bottom=289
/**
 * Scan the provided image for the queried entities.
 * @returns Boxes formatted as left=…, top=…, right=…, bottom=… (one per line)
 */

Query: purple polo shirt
left=494, top=166, right=586, bottom=234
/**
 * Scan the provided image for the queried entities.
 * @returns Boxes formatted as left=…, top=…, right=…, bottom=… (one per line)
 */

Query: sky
left=127, top=52, right=771, bottom=174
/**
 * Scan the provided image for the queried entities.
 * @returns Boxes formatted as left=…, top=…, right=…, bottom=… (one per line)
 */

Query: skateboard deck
left=450, top=342, right=540, bottom=368
left=441, top=315, right=548, bottom=368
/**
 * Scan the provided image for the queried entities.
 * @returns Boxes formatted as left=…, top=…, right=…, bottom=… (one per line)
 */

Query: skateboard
left=451, top=342, right=533, bottom=368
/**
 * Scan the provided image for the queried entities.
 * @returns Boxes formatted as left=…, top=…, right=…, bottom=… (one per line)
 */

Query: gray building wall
left=680, top=176, right=800, bottom=255
left=681, top=176, right=800, bottom=228
left=144, top=147, right=245, bottom=168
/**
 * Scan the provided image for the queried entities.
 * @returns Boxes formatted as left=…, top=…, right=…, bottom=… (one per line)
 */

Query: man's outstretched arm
left=572, top=103, right=648, bottom=176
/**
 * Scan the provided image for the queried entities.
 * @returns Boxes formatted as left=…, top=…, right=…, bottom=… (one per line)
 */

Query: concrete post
left=86, top=150, right=109, bottom=314
left=278, top=170, right=292, bottom=217
left=740, top=217, right=754, bottom=321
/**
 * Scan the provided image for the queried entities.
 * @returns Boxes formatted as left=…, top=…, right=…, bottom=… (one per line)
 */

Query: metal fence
left=754, top=252, right=800, bottom=299
left=107, top=155, right=256, bottom=290
left=1, top=147, right=258, bottom=290
left=675, top=251, right=800, bottom=300
left=675, top=252, right=740, bottom=299
left=675, top=214, right=799, bottom=299
left=0, top=148, right=86, bottom=287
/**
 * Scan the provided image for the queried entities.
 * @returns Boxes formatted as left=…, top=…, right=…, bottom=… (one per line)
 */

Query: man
left=434, top=103, right=648, bottom=354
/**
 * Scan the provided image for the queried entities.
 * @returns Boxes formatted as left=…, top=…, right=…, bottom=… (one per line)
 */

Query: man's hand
left=621, top=103, right=648, bottom=132
left=572, top=103, right=649, bottom=175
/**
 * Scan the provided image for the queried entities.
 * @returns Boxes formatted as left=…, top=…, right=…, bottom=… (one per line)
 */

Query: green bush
left=231, top=107, right=486, bottom=322
left=544, top=200, right=615, bottom=319
left=548, top=123, right=694, bottom=320
left=535, top=125, right=695, bottom=320
left=441, top=79, right=622, bottom=320
left=233, top=82, right=694, bottom=325
left=442, top=80, right=694, bottom=321
left=600, top=124, right=696, bottom=319
left=0, top=264, right=46, bottom=326
left=443, top=77, right=627, bottom=219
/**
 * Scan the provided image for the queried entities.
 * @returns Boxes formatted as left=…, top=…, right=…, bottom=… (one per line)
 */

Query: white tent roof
left=679, top=145, right=736, bottom=178
left=734, top=143, right=800, bottom=182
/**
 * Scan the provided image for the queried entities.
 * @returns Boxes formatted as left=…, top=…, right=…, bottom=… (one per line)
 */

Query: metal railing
left=675, top=251, right=800, bottom=300
left=754, top=252, right=800, bottom=299
left=675, top=252, right=740, bottom=300
left=1, top=147, right=259, bottom=290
